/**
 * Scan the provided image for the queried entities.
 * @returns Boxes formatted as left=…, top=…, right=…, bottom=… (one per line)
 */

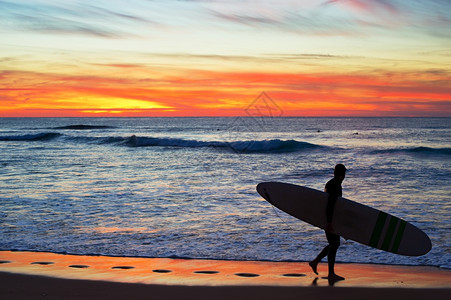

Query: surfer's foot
left=309, top=261, right=319, bottom=275
left=328, top=273, right=345, bottom=284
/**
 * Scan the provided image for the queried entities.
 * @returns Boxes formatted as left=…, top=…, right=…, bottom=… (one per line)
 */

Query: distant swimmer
left=309, top=164, right=347, bottom=283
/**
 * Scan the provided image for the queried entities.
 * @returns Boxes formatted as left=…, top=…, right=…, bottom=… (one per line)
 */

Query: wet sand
left=1, top=251, right=450, bottom=299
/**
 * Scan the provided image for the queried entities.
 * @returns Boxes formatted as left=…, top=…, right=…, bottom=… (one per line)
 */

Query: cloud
left=2, top=0, right=450, bottom=42
left=93, top=63, right=148, bottom=69
left=199, top=0, right=451, bottom=40
left=323, top=0, right=399, bottom=14
left=0, top=0, right=155, bottom=38
left=323, top=0, right=451, bottom=36
left=2, top=65, right=450, bottom=117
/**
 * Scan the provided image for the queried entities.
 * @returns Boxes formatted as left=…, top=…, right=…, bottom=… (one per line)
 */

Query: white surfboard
left=257, top=182, right=431, bottom=256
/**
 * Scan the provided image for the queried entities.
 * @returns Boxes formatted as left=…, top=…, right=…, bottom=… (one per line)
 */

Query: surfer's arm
left=324, top=194, right=337, bottom=233
left=326, top=193, right=338, bottom=224
left=324, top=179, right=340, bottom=231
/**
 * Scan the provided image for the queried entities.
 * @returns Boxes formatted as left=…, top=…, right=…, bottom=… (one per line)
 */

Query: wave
left=3, top=131, right=447, bottom=156
left=126, top=136, right=322, bottom=153
left=0, top=131, right=324, bottom=153
left=228, top=139, right=321, bottom=153
left=53, top=125, right=115, bottom=130
left=373, top=146, right=451, bottom=156
left=0, top=132, right=61, bottom=141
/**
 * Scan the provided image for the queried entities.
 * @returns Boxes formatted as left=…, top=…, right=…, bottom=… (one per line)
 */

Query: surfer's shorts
left=325, top=231, right=340, bottom=248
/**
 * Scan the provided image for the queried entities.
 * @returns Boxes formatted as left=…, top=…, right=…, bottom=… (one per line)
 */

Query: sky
left=0, top=0, right=450, bottom=117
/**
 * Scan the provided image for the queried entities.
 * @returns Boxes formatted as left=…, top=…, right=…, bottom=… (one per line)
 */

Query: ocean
left=0, top=117, right=450, bottom=268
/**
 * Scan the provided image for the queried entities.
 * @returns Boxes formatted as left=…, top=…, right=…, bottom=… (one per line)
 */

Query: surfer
left=309, top=164, right=347, bottom=283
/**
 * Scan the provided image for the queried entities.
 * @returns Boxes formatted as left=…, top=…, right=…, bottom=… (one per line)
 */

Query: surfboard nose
left=415, top=234, right=432, bottom=256
left=256, top=183, right=273, bottom=204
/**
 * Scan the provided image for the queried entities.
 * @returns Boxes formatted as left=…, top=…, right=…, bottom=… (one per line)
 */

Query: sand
left=1, top=251, right=450, bottom=299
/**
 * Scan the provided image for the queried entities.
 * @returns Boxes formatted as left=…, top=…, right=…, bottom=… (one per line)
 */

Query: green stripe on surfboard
left=369, top=212, right=387, bottom=248
left=370, top=212, right=408, bottom=253
left=382, top=216, right=399, bottom=251
left=391, top=220, right=407, bottom=253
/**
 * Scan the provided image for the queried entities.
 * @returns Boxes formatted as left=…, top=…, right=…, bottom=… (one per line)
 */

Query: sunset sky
left=1, top=0, right=450, bottom=117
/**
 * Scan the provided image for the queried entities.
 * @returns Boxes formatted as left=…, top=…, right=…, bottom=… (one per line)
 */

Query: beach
left=1, top=251, right=450, bottom=299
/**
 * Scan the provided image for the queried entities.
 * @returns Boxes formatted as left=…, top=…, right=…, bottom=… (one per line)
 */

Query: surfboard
left=257, top=182, right=431, bottom=256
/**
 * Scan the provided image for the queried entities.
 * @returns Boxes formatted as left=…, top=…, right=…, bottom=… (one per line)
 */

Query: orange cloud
left=1, top=68, right=450, bottom=117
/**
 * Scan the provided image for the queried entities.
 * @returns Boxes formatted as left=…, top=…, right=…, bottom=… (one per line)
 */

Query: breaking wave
left=4, top=131, right=448, bottom=156
left=0, top=132, right=324, bottom=154
left=0, top=132, right=61, bottom=141
left=372, top=146, right=451, bottom=156
left=125, top=136, right=323, bottom=153
left=53, top=125, right=115, bottom=130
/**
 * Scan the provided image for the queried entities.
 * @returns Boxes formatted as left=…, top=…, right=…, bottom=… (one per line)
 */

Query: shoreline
left=3, top=249, right=448, bottom=270
left=1, top=251, right=450, bottom=299
left=1, top=251, right=450, bottom=287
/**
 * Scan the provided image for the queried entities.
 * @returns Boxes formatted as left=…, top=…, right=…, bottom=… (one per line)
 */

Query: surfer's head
left=334, top=164, right=347, bottom=180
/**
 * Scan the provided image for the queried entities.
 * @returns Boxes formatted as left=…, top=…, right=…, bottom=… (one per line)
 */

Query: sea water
left=0, top=117, right=450, bottom=268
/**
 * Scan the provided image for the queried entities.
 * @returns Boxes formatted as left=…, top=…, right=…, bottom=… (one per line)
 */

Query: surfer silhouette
left=309, top=164, right=347, bottom=283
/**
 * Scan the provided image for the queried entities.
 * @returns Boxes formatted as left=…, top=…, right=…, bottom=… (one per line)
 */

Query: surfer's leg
left=326, top=233, right=344, bottom=281
left=327, top=242, right=338, bottom=274
left=309, top=245, right=329, bottom=275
